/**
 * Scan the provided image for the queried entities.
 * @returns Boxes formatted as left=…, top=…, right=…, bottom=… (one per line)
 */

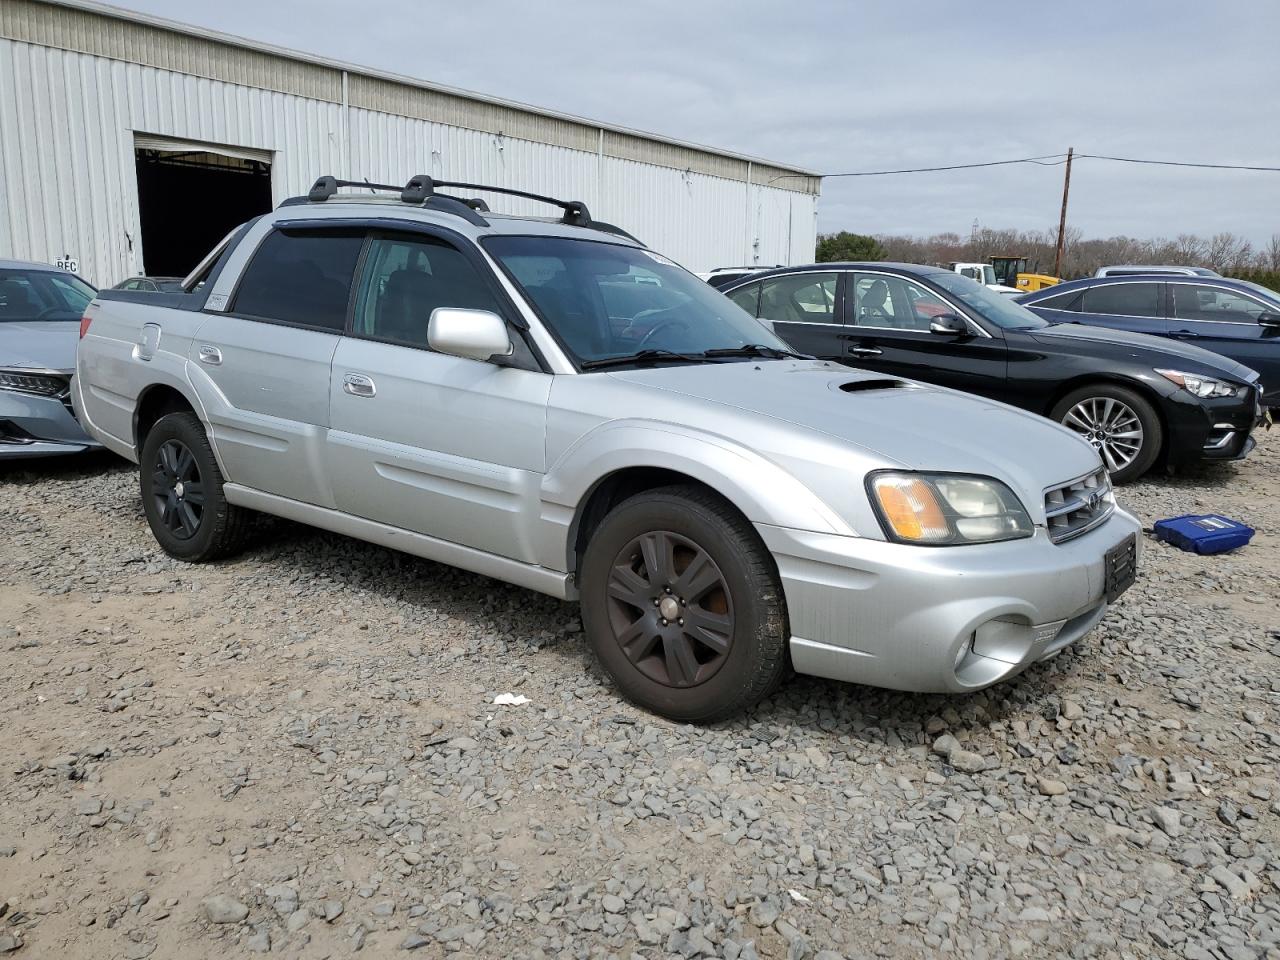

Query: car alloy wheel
left=604, top=530, right=735, bottom=688
left=1061, top=397, right=1144, bottom=474
left=150, top=438, right=205, bottom=540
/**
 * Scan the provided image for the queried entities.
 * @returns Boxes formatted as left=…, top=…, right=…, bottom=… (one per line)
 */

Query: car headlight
left=1156, top=369, right=1242, bottom=399
left=867, top=472, right=1033, bottom=545
left=0, top=369, right=69, bottom=398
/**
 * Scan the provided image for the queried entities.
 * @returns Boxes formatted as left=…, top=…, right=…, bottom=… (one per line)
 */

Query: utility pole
left=1053, top=147, right=1074, bottom=278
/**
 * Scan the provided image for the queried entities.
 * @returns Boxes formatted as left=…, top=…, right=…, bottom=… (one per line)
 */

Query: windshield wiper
left=700, top=344, right=813, bottom=360
left=579, top=348, right=710, bottom=371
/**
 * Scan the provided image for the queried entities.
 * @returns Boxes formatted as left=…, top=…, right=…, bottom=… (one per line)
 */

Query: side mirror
left=427, top=308, right=513, bottom=361
left=1258, top=311, right=1280, bottom=330
left=929, top=313, right=968, bottom=336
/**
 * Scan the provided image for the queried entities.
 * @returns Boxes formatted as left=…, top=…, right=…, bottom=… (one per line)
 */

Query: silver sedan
left=0, top=259, right=101, bottom=458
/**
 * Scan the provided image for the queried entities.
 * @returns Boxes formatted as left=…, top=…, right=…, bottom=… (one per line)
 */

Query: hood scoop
left=837, top=378, right=909, bottom=393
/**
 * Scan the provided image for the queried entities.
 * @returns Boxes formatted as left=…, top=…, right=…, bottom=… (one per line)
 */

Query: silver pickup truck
left=73, top=175, right=1141, bottom=721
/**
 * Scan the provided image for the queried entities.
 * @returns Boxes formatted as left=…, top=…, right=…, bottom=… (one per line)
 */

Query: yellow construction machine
left=989, top=256, right=1061, bottom=293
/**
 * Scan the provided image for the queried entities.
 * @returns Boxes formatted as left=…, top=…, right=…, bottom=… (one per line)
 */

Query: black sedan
left=720, top=263, right=1263, bottom=482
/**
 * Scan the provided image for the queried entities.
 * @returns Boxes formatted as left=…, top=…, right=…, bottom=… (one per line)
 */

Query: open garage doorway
left=133, top=137, right=273, bottom=278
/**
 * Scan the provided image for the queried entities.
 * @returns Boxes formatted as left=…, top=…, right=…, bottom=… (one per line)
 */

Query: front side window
left=352, top=235, right=504, bottom=347
left=0, top=269, right=95, bottom=322
left=758, top=273, right=838, bottom=324
left=1081, top=282, right=1160, bottom=318
left=851, top=274, right=949, bottom=332
left=232, top=230, right=364, bottom=331
left=1172, top=284, right=1270, bottom=323
left=484, top=236, right=789, bottom=365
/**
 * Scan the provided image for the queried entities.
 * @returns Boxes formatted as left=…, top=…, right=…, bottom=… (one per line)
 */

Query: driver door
left=841, top=272, right=1009, bottom=400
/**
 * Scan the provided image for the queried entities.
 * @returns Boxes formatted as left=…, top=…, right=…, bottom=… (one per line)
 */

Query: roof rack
left=291, top=175, right=642, bottom=244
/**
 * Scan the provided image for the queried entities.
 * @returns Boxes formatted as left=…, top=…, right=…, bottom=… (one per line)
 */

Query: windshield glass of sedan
left=483, top=236, right=790, bottom=364
left=929, top=271, right=1049, bottom=330
left=0, top=269, right=95, bottom=322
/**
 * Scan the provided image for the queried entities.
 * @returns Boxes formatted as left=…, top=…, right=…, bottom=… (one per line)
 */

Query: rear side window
left=232, top=230, right=364, bottom=330
left=1081, top=283, right=1160, bottom=317
left=726, top=282, right=761, bottom=316
left=758, top=273, right=839, bottom=324
left=1032, top=290, right=1082, bottom=311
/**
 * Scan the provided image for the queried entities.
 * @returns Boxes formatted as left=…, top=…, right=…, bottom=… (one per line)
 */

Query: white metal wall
left=0, top=36, right=817, bottom=285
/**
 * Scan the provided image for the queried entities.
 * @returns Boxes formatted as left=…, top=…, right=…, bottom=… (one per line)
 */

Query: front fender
left=539, top=419, right=856, bottom=573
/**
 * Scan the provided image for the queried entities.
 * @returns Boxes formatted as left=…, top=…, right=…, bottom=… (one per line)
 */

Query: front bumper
left=757, top=507, right=1142, bottom=694
left=1163, top=386, right=1260, bottom=465
left=0, top=384, right=100, bottom=460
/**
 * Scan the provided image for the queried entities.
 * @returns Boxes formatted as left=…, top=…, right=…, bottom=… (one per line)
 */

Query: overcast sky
left=115, top=0, right=1280, bottom=247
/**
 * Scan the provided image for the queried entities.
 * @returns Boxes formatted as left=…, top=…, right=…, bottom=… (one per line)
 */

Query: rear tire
left=139, top=411, right=252, bottom=561
left=579, top=485, right=789, bottom=723
left=1050, top=384, right=1162, bottom=484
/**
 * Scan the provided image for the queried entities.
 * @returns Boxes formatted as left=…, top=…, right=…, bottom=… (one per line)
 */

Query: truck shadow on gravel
left=245, top=513, right=1080, bottom=742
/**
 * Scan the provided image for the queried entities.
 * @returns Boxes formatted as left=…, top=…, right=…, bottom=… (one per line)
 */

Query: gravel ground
left=1, top=434, right=1278, bottom=960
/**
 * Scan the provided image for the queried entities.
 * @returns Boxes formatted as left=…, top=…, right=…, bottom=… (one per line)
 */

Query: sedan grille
left=1044, top=468, right=1114, bottom=544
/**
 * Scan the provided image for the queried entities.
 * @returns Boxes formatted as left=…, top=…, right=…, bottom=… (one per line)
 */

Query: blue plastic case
left=1152, top=514, right=1254, bottom=555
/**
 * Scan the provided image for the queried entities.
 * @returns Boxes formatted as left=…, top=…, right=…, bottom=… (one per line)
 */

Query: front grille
left=1044, top=468, right=1114, bottom=544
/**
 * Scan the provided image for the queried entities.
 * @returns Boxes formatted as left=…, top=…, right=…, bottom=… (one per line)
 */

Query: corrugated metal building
left=0, top=0, right=821, bottom=286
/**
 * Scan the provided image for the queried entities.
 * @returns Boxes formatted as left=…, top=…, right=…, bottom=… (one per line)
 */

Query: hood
left=608, top=360, right=1103, bottom=513
left=1029, top=322, right=1257, bottom=382
left=0, top=321, right=80, bottom=372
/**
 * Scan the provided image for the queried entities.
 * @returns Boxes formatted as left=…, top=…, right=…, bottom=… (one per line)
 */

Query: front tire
left=579, top=485, right=789, bottom=723
left=1050, top=384, right=1162, bottom=484
left=139, top=411, right=252, bottom=561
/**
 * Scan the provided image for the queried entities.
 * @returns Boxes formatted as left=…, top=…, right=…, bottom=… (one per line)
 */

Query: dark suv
left=1019, top=275, right=1280, bottom=410
left=721, top=263, right=1263, bottom=483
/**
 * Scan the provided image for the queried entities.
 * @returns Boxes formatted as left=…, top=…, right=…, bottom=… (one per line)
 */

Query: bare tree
left=1263, top=233, right=1280, bottom=272
left=1205, top=233, right=1254, bottom=272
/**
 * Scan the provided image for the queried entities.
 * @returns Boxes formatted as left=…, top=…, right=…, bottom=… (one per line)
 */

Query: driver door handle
left=342, top=373, right=376, bottom=398
left=849, top=346, right=883, bottom=357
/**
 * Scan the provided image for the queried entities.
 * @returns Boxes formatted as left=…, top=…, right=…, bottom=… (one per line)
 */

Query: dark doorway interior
left=134, top=149, right=272, bottom=278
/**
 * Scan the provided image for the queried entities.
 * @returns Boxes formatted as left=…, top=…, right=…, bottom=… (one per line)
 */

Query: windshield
left=929, top=271, right=1049, bottom=330
left=0, top=268, right=95, bottom=322
left=1241, top=280, right=1280, bottom=306
left=484, top=236, right=791, bottom=366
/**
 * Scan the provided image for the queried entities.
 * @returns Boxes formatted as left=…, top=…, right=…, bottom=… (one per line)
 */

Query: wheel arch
left=548, top=421, right=854, bottom=578
left=133, top=383, right=199, bottom=457
left=1043, top=374, right=1170, bottom=456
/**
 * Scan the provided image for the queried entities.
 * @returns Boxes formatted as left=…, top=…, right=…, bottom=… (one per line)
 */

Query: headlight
left=867, top=472, right=1033, bottom=546
left=0, top=369, right=69, bottom=398
left=1156, top=369, right=1242, bottom=399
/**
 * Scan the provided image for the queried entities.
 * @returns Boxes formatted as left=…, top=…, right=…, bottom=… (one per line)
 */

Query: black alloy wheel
left=139, top=411, right=253, bottom=561
left=605, top=530, right=735, bottom=688
left=151, top=439, right=205, bottom=540
left=579, top=485, right=790, bottom=722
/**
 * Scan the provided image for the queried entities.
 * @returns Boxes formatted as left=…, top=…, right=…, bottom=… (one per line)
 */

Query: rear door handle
left=849, top=346, right=883, bottom=357
left=197, top=344, right=222, bottom=365
left=342, top=373, right=376, bottom=398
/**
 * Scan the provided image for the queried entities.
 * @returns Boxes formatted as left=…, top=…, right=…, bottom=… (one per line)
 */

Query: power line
left=817, top=154, right=1068, bottom=178
left=1075, top=153, right=1280, bottom=172
left=768, top=152, right=1280, bottom=182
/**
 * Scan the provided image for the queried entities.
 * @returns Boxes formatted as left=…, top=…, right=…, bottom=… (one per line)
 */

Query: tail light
left=79, top=314, right=92, bottom=339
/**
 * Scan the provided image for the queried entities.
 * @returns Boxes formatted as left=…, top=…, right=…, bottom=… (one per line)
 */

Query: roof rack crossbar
left=427, top=179, right=592, bottom=226
left=301, top=175, right=641, bottom=244
left=308, top=176, right=407, bottom=201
